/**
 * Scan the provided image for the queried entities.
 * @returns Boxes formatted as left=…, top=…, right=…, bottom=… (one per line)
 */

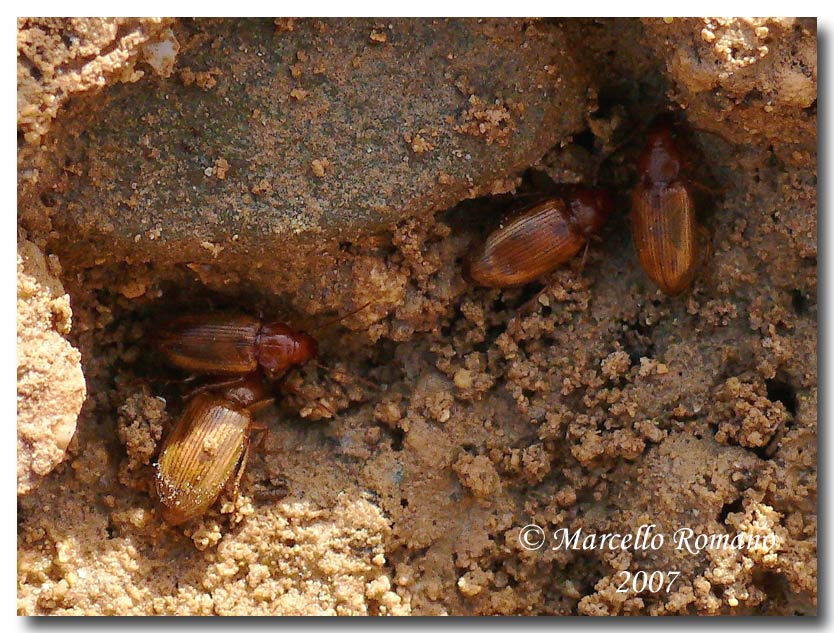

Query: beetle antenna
left=592, top=90, right=671, bottom=186
left=315, top=361, right=382, bottom=391
left=593, top=125, right=646, bottom=186
left=153, top=373, right=200, bottom=388
left=316, top=300, right=374, bottom=332
left=282, top=382, right=337, bottom=418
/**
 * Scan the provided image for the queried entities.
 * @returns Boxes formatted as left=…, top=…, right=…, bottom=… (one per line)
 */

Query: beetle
left=157, top=313, right=318, bottom=379
left=630, top=116, right=702, bottom=296
left=467, top=186, right=614, bottom=287
left=154, top=374, right=272, bottom=526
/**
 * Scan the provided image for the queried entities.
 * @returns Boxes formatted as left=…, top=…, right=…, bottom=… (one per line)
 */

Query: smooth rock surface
left=44, top=18, right=588, bottom=271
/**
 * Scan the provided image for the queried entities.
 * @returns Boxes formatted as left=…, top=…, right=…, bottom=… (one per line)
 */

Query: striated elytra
left=153, top=311, right=323, bottom=526
left=157, top=313, right=318, bottom=379
left=467, top=187, right=614, bottom=287
left=630, top=117, right=700, bottom=296
left=154, top=376, right=269, bottom=526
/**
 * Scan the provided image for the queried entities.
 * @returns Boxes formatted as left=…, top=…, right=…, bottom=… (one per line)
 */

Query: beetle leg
left=229, top=440, right=251, bottom=499
left=514, top=285, right=549, bottom=317
left=253, top=476, right=289, bottom=502
left=578, top=240, right=590, bottom=274
left=254, top=488, right=289, bottom=502
left=689, top=179, right=727, bottom=197
left=183, top=375, right=249, bottom=401
left=312, top=399, right=335, bottom=418
left=698, top=224, right=712, bottom=272
left=249, top=422, right=271, bottom=452
left=315, top=361, right=381, bottom=392
left=246, top=402, right=274, bottom=452
left=156, top=373, right=201, bottom=390
left=247, top=397, right=275, bottom=415
left=698, top=224, right=711, bottom=261
left=763, top=421, right=788, bottom=458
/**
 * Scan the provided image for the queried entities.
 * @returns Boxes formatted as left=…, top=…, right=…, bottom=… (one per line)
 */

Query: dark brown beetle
left=467, top=186, right=614, bottom=287
left=157, top=313, right=318, bottom=379
left=630, top=116, right=702, bottom=296
left=154, top=374, right=271, bottom=526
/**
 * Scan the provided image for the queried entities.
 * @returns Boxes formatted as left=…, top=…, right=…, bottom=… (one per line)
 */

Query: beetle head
left=639, top=117, right=683, bottom=186
left=257, top=323, right=319, bottom=379
left=569, top=187, right=614, bottom=237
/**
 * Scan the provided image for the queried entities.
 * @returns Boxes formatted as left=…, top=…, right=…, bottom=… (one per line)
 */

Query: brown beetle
left=630, top=117, right=701, bottom=296
left=157, top=313, right=318, bottom=379
left=154, top=374, right=271, bottom=526
left=467, top=187, right=614, bottom=287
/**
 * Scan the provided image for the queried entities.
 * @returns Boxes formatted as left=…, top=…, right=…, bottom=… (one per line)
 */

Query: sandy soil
left=17, top=17, right=816, bottom=615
